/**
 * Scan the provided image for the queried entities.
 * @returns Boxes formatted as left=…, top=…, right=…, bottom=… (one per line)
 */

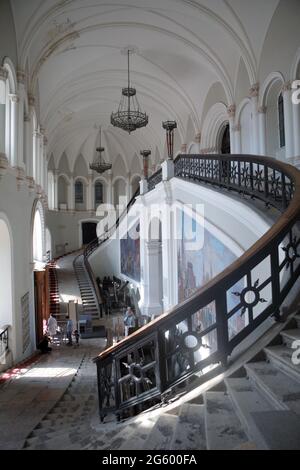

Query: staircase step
left=118, top=418, right=159, bottom=451
left=204, top=391, right=249, bottom=450
left=245, top=362, right=300, bottom=415
left=264, top=345, right=300, bottom=382
left=169, top=404, right=206, bottom=450
left=295, top=315, right=300, bottom=329
left=281, top=329, right=300, bottom=348
left=225, top=377, right=275, bottom=449
left=143, top=414, right=178, bottom=450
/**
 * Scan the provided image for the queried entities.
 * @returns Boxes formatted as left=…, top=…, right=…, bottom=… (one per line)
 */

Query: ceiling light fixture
left=89, top=127, right=112, bottom=174
left=111, top=47, right=148, bottom=134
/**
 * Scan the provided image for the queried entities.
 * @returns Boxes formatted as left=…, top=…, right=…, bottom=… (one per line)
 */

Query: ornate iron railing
left=0, top=326, right=9, bottom=358
left=148, top=168, right=163, bottom=191
left=93, top=154, right=300, bottom=421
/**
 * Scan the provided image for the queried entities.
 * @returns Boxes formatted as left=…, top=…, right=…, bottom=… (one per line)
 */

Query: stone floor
left=0, top=339, right=105, bottom=450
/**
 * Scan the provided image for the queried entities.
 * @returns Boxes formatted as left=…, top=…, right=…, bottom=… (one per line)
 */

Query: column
left=232, top=124, right=241, bottom=154
left=258, top=106, right=267, bottom=156
left=227, top=105, right=236, bottom=154
left=126, top=171, right=131, bottom=202
left=69, top=174, right=75, bottom=211
left=195, top=132, right=201, bottom=153
left=17, top=70, right=26, bottom=169
left=0, top=67, right=8, bottom=157
left=142, top=240, right=163, bottom=318
left=293, top=95, right=300, bottom=157
left=249, top=83, right=260, bottom=154
left=107, top=170, right=113, bottom=206
left=9, top=94, right=19, bottom=167
left=87, top=174, right=93, bottom=212
left=53, top=170, right=59, bottom=211
left=282, top=82, right=294, bottom=159
left=161, top=194, right=178, bottom=311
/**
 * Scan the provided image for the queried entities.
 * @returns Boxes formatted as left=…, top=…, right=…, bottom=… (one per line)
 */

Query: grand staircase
left=22, top=312, right=300, bottom=450
left=74, top=254, right=101, bottom=319
left=48, top=260, right=60, bottom=317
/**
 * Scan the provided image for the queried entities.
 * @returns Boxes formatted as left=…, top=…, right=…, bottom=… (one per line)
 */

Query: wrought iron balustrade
left=93, top=154, right=300, bottom=422
left=148, top=169, right=162, bottom=192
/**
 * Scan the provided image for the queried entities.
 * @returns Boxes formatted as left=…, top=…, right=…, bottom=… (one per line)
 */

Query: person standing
left=47, top=314, right=58, bottom=341
left=123, top=307, right=136, bottom=337
left=66, top=317, right=74, bottom=346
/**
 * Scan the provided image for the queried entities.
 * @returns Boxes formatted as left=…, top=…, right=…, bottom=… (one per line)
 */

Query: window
left=278, top=93, right=285, bottom=148
left=95, top=181, right=103, bottom=207
left=75, top=180, right=84, bottom=204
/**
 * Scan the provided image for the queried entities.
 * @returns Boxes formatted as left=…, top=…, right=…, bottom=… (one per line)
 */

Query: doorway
left=82, top=222, right=97, bottom=246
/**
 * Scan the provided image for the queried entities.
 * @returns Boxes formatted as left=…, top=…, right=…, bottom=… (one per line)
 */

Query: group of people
left=37, top=314, right=80, bottom=354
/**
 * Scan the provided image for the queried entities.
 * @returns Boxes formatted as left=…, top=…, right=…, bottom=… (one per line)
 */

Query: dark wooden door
left=34, top=270, right=48, bottom=346
left=82, top=222, right=97, bottom=245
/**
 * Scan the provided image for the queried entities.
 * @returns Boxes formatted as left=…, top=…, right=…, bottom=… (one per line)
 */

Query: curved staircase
left=74, top=254, right=101, bottom=319
left=22, top=312, right=300, bottom=450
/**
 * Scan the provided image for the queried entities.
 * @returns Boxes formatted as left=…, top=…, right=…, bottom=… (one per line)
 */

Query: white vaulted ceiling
left=10, top=0, right=281, bottom=172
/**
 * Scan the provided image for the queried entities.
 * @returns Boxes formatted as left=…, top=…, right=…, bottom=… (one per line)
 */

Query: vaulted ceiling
left=10, top=0, right=281, bottom=171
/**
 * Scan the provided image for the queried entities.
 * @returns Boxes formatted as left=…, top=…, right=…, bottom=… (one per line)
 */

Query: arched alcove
left=238, top=100, right=253, bottom=154
left=265, top=79, right=285, bottom=158
left=46, top=227, right=52, bottom=261
left=31, top=200, right=45, bottom=266
left=94, top=180, right=105, bottom=210
left=75, top=178, right=87, bottom=211
left=0, top=218, right=13, bottom=328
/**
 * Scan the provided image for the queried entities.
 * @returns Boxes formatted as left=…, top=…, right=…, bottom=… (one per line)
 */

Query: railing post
left=270, top=246, right=282, bottom=321
left=215, top=293, right=229, bottom=368
left=157, top=329, right=167, bottom=393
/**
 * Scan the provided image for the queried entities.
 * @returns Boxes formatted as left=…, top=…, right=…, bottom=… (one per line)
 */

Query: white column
left=17, top=71, right=26, bottom=169
left=227, top=105, right=236, bottom=153
left=68, top=174, right=75, bottom=211
left=0, top=67, right=8, bottom=157
left=142, top=241, right=163, bottom=317
left=233, top=124, right=241, bottom=154
left=87, top=174, right=93, bottom=212
left=53, top=170, right=59, bottom=211
left=194, top=132, right=201, bottom=153
left=9, top=94, right=19, bottom=167
left=293, top=99, right=300, bottom=157
left=258, top=106, right=267, bottom=156
left=126, top=171, right=131, bottom=202
left=107, top=171, right=113, bottom=206
left=282, top=82, right=294, bottom=159
left=161, top=194, right=178, bottom=311
left=249, top=83, right=260, bottom=155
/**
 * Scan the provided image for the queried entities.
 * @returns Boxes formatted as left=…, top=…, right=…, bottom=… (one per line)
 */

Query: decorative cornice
left=258, top=106, right=267, bottom=114
left=181, top=144, right=187, bottom=153
left=282, top=81, right=292, bottom=93
left=0, top=153, right=9, bottom=179
left=0, top=67, right=8, bottom=82
left=195, top=132, right=201, bottom=144
left=249, top=83, right=260, bottom=98
left=26, top=176, right=35, bottom=192
left=227, top=104, right=236, bottom=118
left=28, top=94, right=35, bottom=107
left=17, top=69, right=26, bottom=85
left=9, top=94, right=19, bottom=103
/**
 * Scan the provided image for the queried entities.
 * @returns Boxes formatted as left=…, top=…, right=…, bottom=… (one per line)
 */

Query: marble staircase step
left=245, top=361, right=300, bottom=414
left=281, top=329, right=300, bottom=348
left=169, top=403, right=206, bottom=450
left=225, top=377, right=276, bottom=449
left=264, top=345, right=300, bottom=383
left=142, top=414, right=178, bottom=450
left=204, top=391, right=249, bottom=450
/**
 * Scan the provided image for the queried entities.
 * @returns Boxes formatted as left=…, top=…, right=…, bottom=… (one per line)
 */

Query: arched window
left=278, top=93, right=285, bottom=148
left=75, top=180, right=84, bottom=204
left=33, top=210, right=43, bottom=262
left=95, top=181, right=103, bottom=208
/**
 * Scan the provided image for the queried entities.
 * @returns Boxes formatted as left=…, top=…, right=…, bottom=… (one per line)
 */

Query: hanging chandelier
left=111, top=47, right=148, bottom=134
left=89, top=127, right=112, bottom=174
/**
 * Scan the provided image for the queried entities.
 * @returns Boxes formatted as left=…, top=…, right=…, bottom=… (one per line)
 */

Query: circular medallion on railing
left=129, top=363, right=144, bottom=384
left=181, top=332, right=201, bottom=353
left=285, top=243, right=298, bottom=263
left=241, top=287, right=260, bottom=308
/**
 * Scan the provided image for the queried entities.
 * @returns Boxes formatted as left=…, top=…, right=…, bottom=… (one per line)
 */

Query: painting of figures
left=120, top=221, right=141, bottom=282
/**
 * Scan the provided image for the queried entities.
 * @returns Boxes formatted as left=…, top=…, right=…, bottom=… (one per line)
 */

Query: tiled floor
left=0, top=339, right=105, bottom=450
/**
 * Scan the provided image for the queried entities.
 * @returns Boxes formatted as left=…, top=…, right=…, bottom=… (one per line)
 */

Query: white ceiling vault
left=10, top=0, right=281, bottom=172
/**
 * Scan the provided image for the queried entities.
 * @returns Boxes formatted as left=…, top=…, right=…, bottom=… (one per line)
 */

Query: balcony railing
left=92, top=154, right=300, bottom=422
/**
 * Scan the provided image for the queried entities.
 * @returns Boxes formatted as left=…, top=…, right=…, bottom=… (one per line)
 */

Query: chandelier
left=89, top=127, right=112, bottom=174
left=111, top=47, right=148, bottom=134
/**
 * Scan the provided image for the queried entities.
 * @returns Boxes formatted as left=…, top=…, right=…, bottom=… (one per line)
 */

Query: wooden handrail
left=95, top=154, right=300, bottom=361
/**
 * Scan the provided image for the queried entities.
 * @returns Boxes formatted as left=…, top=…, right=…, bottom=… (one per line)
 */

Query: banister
left=92, top=154, right=300, bottom=421
left=95, top=155, right=300, bottom=361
